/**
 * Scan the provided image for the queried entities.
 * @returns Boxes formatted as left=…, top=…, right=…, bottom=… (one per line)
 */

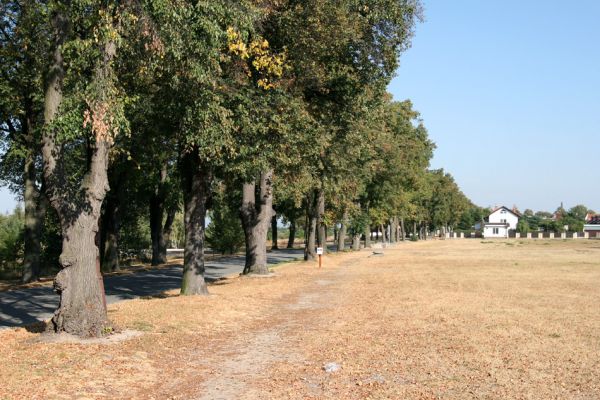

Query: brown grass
left=1, top=239, right=599, bottom=399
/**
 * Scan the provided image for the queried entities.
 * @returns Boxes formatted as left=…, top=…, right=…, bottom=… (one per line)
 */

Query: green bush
left=0, top=207, right=24, bottom=277
left=205, top=194, right=245, bottom=255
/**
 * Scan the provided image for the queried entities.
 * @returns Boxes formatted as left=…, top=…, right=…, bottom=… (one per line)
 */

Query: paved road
left=0, top=248, right=304, bottom=328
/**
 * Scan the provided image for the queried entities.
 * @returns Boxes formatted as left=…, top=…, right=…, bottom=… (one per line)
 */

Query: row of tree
left=0, top=0, right=474, bottom=337
left=517, top=204, right=596, bottom=233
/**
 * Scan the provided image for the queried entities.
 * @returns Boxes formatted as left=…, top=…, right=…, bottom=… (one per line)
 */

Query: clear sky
left=1, top=1, right=599, bottom=214
left=388, top=0, right=600, bottom=212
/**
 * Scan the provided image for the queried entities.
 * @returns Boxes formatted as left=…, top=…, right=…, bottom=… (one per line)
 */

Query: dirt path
left=194, top=261, right=354, bottom=400
left=2, top=240, right=600, bottom=399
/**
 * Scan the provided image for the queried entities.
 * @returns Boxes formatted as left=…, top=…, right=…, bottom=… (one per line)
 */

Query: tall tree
left=41, top=1, right=133, bottom=336
left=0, top=0, right=50, bottom=282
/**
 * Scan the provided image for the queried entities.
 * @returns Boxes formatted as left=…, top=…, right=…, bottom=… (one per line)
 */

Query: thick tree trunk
left=390, top=218, right=397, bottom=243
left=52, top=215, right=109, bottom=336
left=287, top=220, right=296, bottom=249
left=306, top=215, right=316, bottom=260
left=316, top=189, right=326, bottom=252
left=304, top=192, right=317, bottom=261
left=400, top=218, right=405, bottom=241
left=149, top=198, right=164, bottom=266
left=19, top=33, right=46, bottom=283
left=42, top=16, right=113, bottom=336
left=352, top=235, right=361, bottom=250
left=337, top=210, right=348, bottom=251
left=271, top=214, right=278, bottom=250
left=159, top=205, right=176, bottom=261
left=22, top=148, right=46, bottom=282
left=100, top=194, right=120, bottom=272
left=180, top=150, right=209, bottom=295
left=100, top=163, right=129, bottom=272
left=240, top=170, right=274, bottom=275
left=364, top=225, right=371, bottom=248
left=150, top=164, right=168, bottom=266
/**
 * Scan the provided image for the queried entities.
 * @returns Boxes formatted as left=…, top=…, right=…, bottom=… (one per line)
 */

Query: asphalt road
left=0, top=248, right=304, bottom=328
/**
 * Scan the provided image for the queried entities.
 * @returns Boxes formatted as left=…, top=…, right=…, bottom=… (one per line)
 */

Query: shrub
left=205, top=193, right=245, bottom=255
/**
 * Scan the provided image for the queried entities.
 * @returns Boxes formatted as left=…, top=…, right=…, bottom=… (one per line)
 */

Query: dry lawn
left=1, top=239, right=600, bottom=399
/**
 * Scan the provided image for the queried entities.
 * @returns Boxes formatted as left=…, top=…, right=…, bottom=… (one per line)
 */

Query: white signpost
left=316, top=247, right=323, bottom=268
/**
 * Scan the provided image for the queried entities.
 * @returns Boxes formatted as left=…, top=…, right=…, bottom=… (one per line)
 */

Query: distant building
left=482, top=206, right=520, bottom=238
left=585, top=213, right=598, bottom=223
left=584, top=214, right=600, bottom=238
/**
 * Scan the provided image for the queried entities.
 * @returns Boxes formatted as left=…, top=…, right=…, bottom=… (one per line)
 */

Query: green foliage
left=457, top=206, right=486, bottom=231
left=0, top=0, right=490, bottom=287
left=349, top=210, right=370, bottom=237
left=120, top=213, right=152, bottom=253
left=516, top=219, right=530, bottom=234
left=205, top=187, right=245, bottom=255
left=520, top=204, right=592, bottom=233
left=0, top=207, right=24, bottom=277
left=568, top=205, right=588, bottom=220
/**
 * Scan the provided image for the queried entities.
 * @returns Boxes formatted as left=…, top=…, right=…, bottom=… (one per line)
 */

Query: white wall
left=483, top=226, right=509, bottom=238
left=488, top=208, right=519, bottom=230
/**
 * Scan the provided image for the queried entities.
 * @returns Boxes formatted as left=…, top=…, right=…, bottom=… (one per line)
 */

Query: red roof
left=490, top=205, right=521, bottom=218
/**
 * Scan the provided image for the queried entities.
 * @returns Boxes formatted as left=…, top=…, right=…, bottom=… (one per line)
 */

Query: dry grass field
left=1, top=239, right=599, bottom=399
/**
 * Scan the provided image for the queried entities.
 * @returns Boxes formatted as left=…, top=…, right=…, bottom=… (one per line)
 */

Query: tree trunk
left=364, top=225, right=371, bottom=248
left=306, top=215, right=316, bottom=260
left=52, top=215, right=109, bottom=336
left=149, top=197, right=164, bottom=266
left=271, top=214, right=278, bottom=250
left=21, top=108, right=47, bottom=283
left=150, top=164, right=168, bottom=266
left=352, top=235, right=360, bottom=250
left=304, top=192, right=317, bottom=261
left=390, top=218, right=397, bottom=243
left=160, top=205, right=176, bottom=261
left=240, top=170, right=274, bottom=275
left=100, top=194, right=120, bottom=272
left=42, top=16, right=113, bottom=336
left=400, top=218, right=406, bottom=241
left=287, top=220, right=296, bottom=249
left=316, top=189, right=326, bottom=252
left=396, top=218, right=404, bottom=241
left=180, top=149, right=209, bottom=295
left=337, top=210, right=348, bottom=251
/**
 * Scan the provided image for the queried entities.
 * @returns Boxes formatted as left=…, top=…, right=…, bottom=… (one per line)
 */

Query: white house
left=482, top=206, right=520, bottom=238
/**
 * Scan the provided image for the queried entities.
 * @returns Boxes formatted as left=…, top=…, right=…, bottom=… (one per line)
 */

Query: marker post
left=316, top=247, right=323, bottom=268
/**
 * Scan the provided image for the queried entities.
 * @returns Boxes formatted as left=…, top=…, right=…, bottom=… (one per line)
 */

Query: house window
left=493, top=228, right=499, bottom=234
left=501, top=210, right=506, bottom=214
left=501, top=219, right=506, bottom=223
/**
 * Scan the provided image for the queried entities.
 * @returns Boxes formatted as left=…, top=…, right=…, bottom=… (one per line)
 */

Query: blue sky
left=388, top=0, right=600, bottom=212
left=1, top=1, right=599, bottom=214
